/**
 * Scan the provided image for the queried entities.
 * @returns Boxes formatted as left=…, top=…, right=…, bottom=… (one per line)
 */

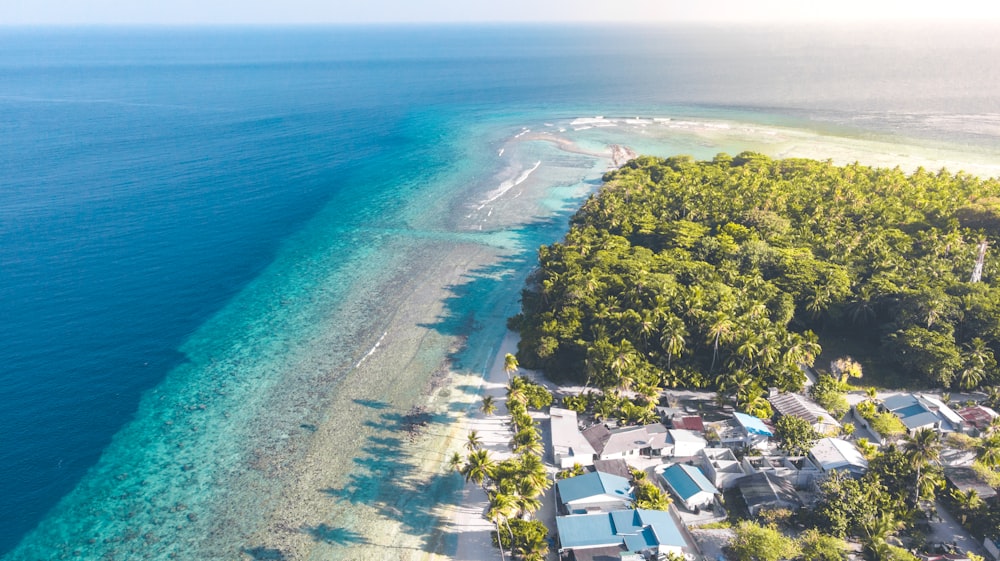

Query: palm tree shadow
left=303, top=524, right=371, bottom=546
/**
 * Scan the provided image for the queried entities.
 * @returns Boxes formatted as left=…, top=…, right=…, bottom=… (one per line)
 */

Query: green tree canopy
left=512, top=154, right=1000, bottom=391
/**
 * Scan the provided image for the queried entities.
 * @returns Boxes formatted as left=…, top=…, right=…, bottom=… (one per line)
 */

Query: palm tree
left=706, top=312, right=735, bottom=372
left=513, top=531, right=549, bottom=561
left=503, top=353, right=519, bottom=379
left=904, top=428, right=941, bottom=504
left=487, top=491, right=517, bottom=561
left=466, top=430, right=483, bottom=451
left=517, top=453, right=551, bottom=496
left=659, top=316, right=687, bottom=372
left=976, top=434, right=1000, bottom=468
left=447, top=451, right=464, bottom=473
left=950, top=488, right=985, bottom=525
left=461, top=449, right=495, bottom=489
left=481, top=395, right=497, bottom=416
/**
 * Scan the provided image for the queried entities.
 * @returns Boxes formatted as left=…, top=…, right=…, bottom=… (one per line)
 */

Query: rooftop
left=662, top=463, right=719, bottom=500
left=551, top=407, right=597, bottom=459
left=583, top=423, right=670, bottom=456
left=809, top=437, right=868, bottom=472
left=957, top=405, right=999, bottom=429
left=733, top=412, right=774, bottom=437
left=738, top=471, right=801, bottom=511
left=556, top=509, right=687, bottom=552
left=557, top=471, right=633, bottom=506
left=768, top=392, right=839, bottom=427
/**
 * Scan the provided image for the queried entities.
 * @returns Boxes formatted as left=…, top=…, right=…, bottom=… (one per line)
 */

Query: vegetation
left=810, top=374, right=850, bottom=419
left=511, top=154, right=1000, bottom=394
left=774, top=415, right=820, bottom=455
left=455, top=376, right=553, bottom=561
left=632, top=479, right=672, bottom=510
left=728, top=520, right=800, bottom=561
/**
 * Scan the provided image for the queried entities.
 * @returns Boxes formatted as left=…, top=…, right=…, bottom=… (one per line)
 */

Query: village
left=454, top=347, right=1000, bottom=561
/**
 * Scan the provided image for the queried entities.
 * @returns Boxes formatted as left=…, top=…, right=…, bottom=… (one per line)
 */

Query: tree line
left=510, top=153, right=1000, bottom=394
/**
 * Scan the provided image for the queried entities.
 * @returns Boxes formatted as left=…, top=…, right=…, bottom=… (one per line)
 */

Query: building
left=555, top=508, right=694, bottom=558
left=881, top=394, right=962, bottom=435
left=582, top=423, right=671, bottom=461
left=550, top=407, right=597, bottom=469
left=741, top=455, right=821, bottom=489
left=723, top=412, right=774, bottom=449
left=668, top=429, right=708, bottom=457
left=944, top=466, right=999, bottom=503
left=957, top=405, right=1000, bottom=434
left=659, top=463, right=719, bottom=511
left=556, top=471, right=634, bottom=515
left=699, top=447, right=748, bottom=490
left=768, top=391, right=840, bottom=434
left=809, top=437, right=868, bottom=478
left=737, top=472, right=801, bottom=516
left=669, top=414, right=706, bottom=433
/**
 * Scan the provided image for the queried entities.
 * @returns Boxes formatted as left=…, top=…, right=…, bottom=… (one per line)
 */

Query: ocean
left=1, top=24, right=999, bottom=560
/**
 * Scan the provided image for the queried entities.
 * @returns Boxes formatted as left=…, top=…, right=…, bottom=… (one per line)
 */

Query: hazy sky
left=3, top=0, right=999, bottom=25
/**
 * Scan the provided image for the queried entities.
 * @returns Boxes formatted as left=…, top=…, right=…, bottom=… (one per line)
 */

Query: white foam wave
left=476, top=161, right=541, bottom=210
left=354, top=331, right=388, bottom=368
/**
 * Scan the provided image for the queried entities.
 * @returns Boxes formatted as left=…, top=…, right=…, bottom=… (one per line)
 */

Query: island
left=450, top=153, right=1000, bottom=561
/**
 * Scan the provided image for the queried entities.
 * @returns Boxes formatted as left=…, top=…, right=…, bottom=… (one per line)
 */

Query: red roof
left=957, top=405, right=999, bottom=429
left=671, top=415, right=705, bottom=432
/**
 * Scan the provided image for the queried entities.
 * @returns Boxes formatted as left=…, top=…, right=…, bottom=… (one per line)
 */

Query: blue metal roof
left=733, top=412, right=774, bottom=437
left=556, top=508, right=687, bottom=551
left=556, top=512, right=618, bottom=549
left=882, top=394, right=919, bottom=412
left=662, top=463, right=719, bottom=500
left=636, top=509, right=687, bottom=548
left=557, top=471, right=633, bottom=506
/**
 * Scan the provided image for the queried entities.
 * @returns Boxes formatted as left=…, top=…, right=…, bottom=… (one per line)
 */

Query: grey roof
left=809, top=437, right=868, bottom=473
left=944, top=467, right=998, bottom=500
left=583, top=423, right=669, bottom=456
left=769, top=392, right=839, bottom=427
left=593, top=459, right=633, bottom=479
left=738, top=472, right=800, bottom=511
left=551, top=407, right=597, bottom=459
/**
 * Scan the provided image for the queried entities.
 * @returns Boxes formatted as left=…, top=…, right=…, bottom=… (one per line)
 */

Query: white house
left=668, top=429, right=708, bottom=457
left=555, top=471, right=634, bottom=514
left=582, top=423, right=670, bottom=461
left=550, top=407, right=596, bottom=468
left=808, top=437, right=868, bottom=478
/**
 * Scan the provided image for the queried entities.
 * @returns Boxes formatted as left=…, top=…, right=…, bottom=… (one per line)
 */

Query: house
left=944, top=466, right=999, bottom=503
left=700, top=447, right=748, bottom=490
left=659, top=463, right=719, bottom=511
left=737, top=472, right=801, bottom=516
left=669, top=414, right=706, bottom=433
left=809, top=437, right=868, bottom=478
left=768, top=391, right=840, bottom=434
left=555, top=508, right=694, bottom=558
left=721, top=412, right=774, bottom=450
left=593, top=458, right=633, bottom=480
left=582, top=423, right=670, bottom=461
left=551, top=407, right=597, bottom=469
left=556, top=471, right=634, bottom=514
left=957, top=405, right=999, bottom=434
left=881, top=394, right=961, bottom=435
left=741, top=455, right=821, bottom=489
left=668, top=429, right=708, bottom=457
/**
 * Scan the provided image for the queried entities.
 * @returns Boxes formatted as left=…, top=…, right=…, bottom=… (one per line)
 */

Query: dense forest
left=510, top=153, right=1000, bottom=398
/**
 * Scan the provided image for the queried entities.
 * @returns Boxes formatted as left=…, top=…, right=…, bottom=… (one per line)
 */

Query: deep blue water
left=2, top=24, right=1000, bottom=557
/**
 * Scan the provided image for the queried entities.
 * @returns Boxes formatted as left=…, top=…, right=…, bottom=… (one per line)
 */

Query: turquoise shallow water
left=3, top=24, right=1000, bottom=560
